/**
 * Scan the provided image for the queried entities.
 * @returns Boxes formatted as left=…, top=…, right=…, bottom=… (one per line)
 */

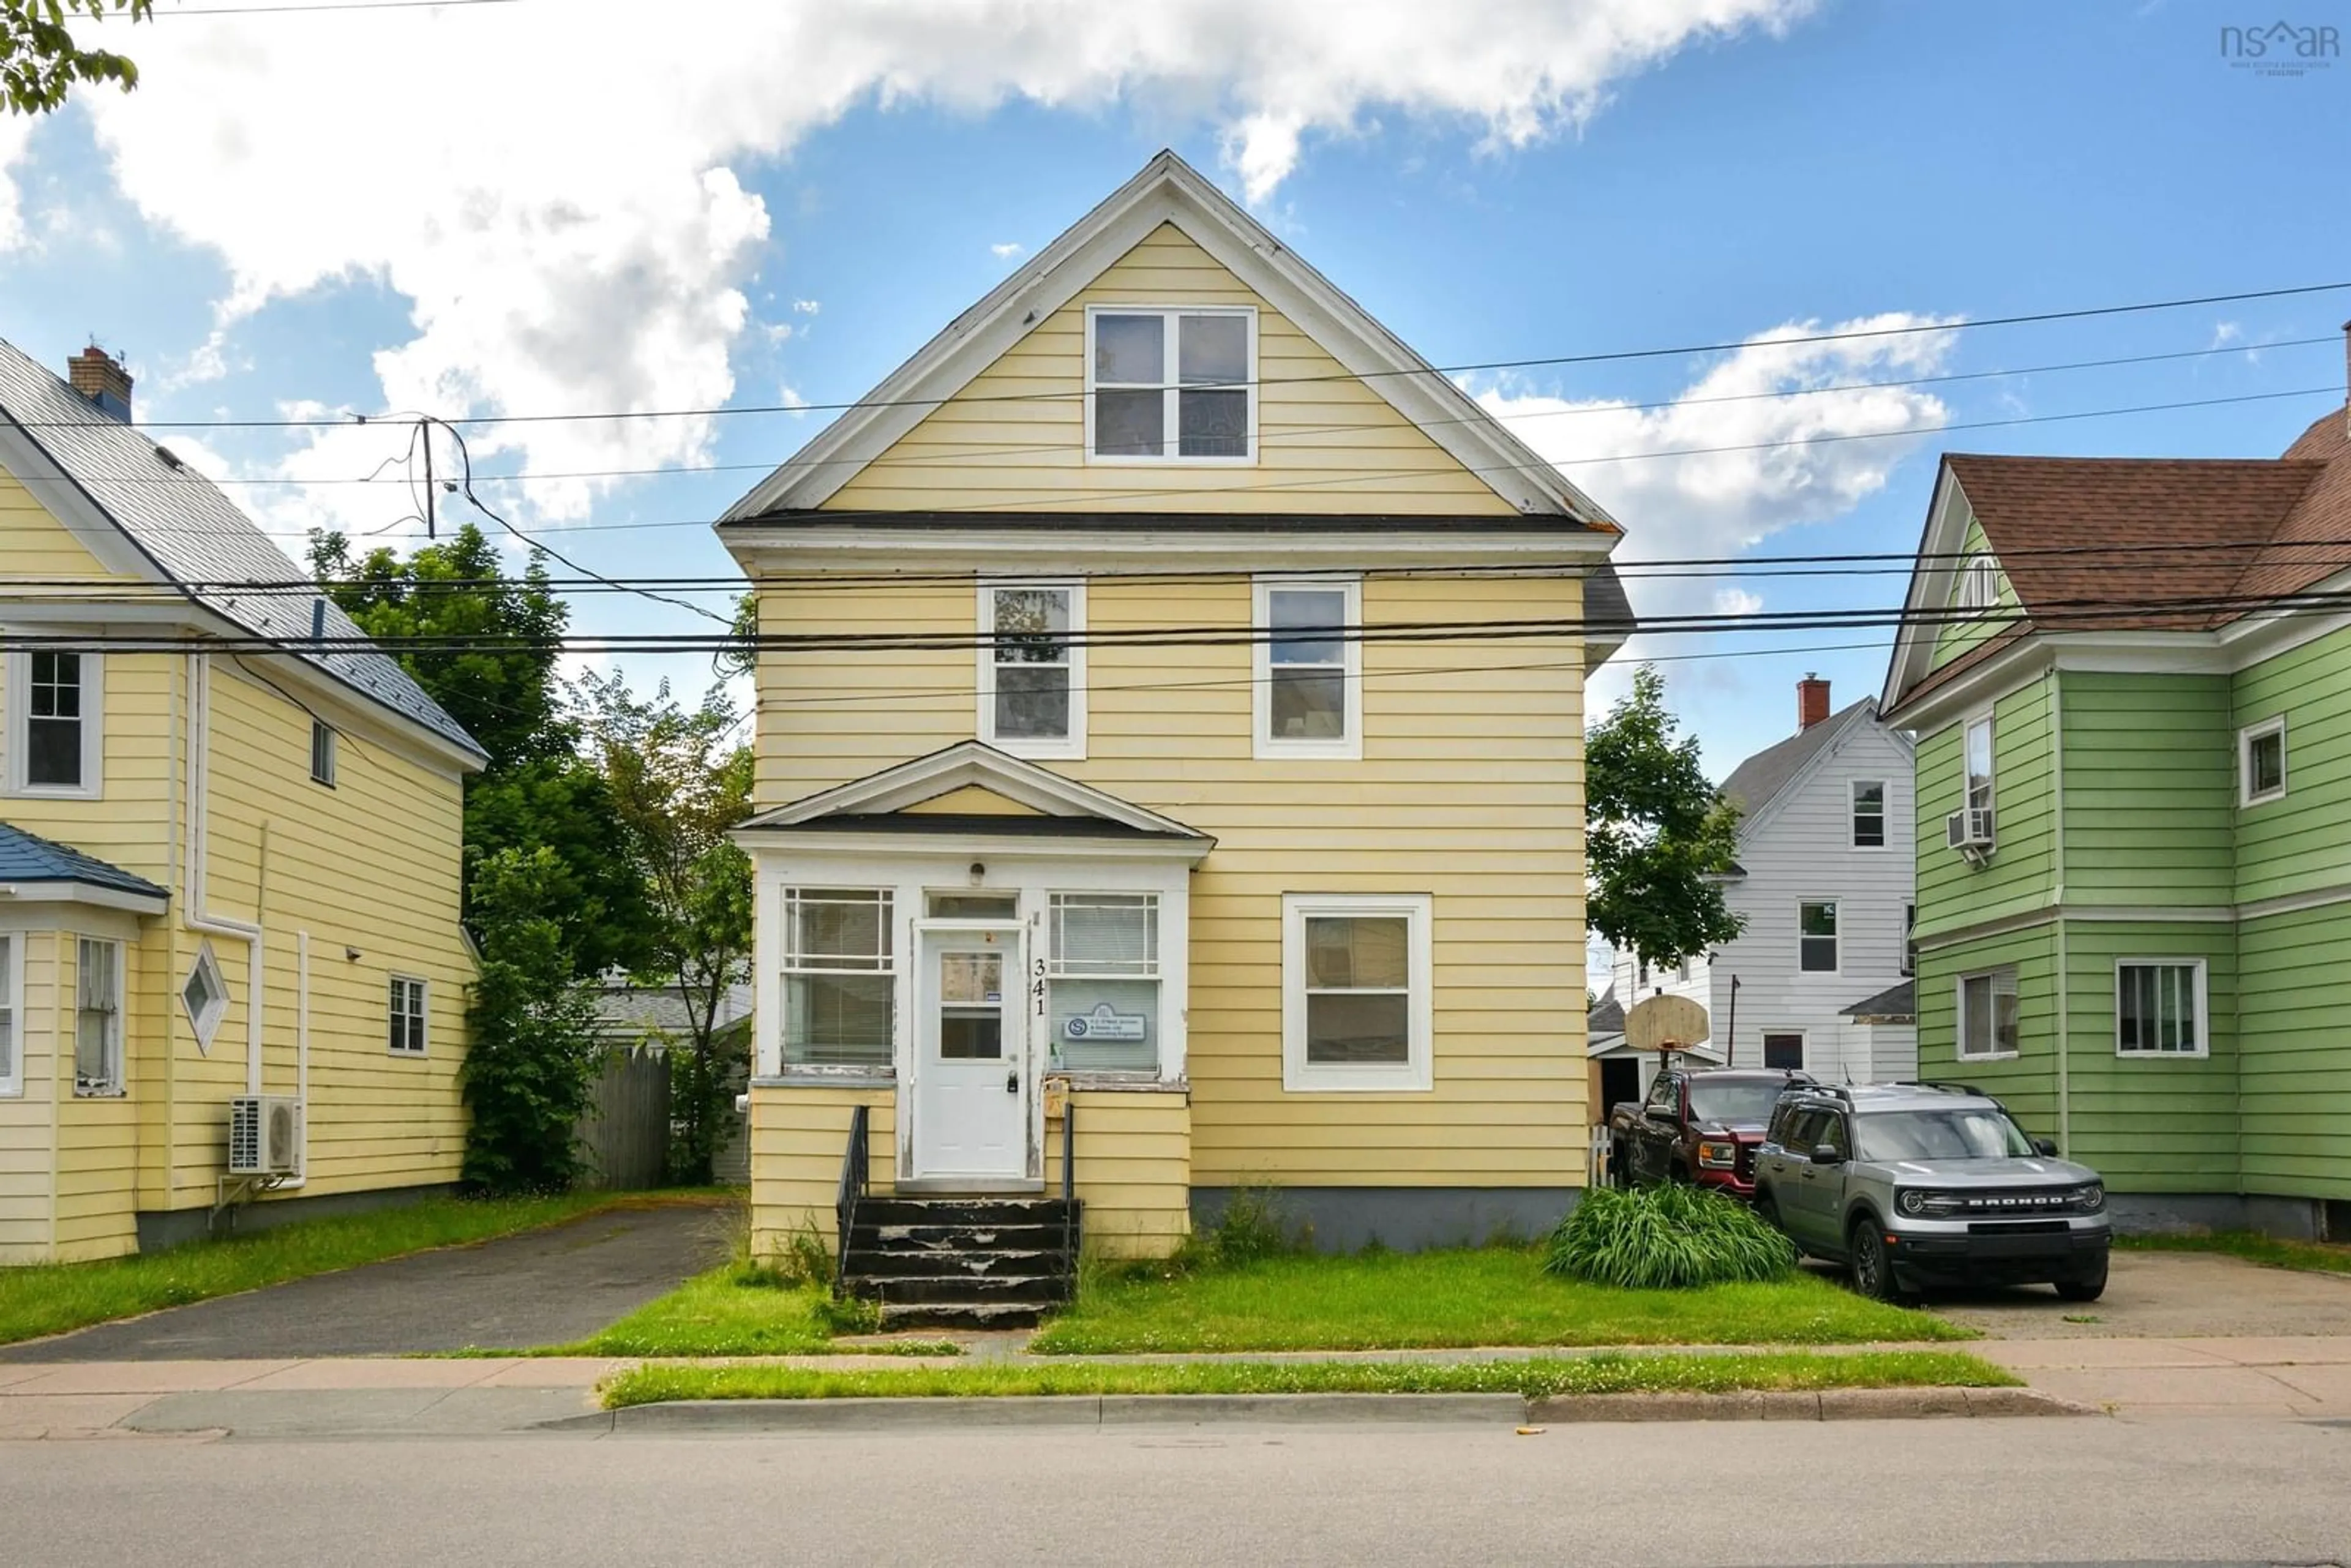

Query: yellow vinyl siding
left=1043, top=1089, right=1192, bottom=1258
left=902, top=784, right=1042, bottom=816
left=52, top=931, right=141, bottom=1260
left=748, top=1082, right=896, bottom=1250
left=0, top=931, right=59, bottom=1262
left=0, top=468, right=141, bottom=585
left=0, top=651, right=178, bottom=883
left=179, top=664, right=471, bottom=1210
left=754, top=573, right=1588, bottom=1196
left=824, top=223, right=1520, bottom=517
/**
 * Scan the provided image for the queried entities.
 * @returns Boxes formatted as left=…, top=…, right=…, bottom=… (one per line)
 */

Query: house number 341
left=1033, top=958, right=1048, bottom=1017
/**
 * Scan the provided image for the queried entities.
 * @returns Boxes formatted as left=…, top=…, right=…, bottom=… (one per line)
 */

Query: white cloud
left=2210, top=321, right=2243, bottom=349
left=792, top=299, right=823, bottom=315
left=4, top=0, right=1812, bottom=535
left=990, top=241, right=1026, bottom=260
left=1478, top=312, right=1959, bottom=708
left=0, top=114, right=30, bottom=250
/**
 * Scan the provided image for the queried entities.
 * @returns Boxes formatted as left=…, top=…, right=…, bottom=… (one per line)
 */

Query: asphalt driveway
left=1926, top=1246, right=2351, bottom=1340
left=0, top=1202, right=728, bottom=1362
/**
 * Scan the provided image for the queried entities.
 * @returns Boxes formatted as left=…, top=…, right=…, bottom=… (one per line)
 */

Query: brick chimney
left=68, top=345, right=132, bottom=422
left=1798, top=673, right=1831, bottom=732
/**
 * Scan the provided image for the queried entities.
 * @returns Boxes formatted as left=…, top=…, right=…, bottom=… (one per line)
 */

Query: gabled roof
left=0, top=339, right=486, bottom=763
left=1715, top=697, right=1905, bottom=843
left=0, top=821, right=168, bottom=910
left=735, top=741, right=1213, bottom=853
left=720, top=149, right=1619, bottom=532
left=1588, top=988, right=1625, bottom=1036
left=1883, top=409, right=2351, bottom=713
left=1840, top=978, right=1917, bottom=1021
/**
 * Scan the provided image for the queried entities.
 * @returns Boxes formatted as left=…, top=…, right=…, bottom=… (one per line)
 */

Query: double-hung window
left=0, top=934, right=18, bottom=1098
left=1798, top=901, right=1839, bottom=973
left=388, top=976, right=428, bottom=1056
left=2117, top=960, right=2207, bottom=1056
left=1283, top=893, right=1433, bottom=1092
left=1046, top=893, right=1160, bottom=1074
left=978, top=583, right=1085, bottom=758
left=8, top=649, right=102, bottom=796
left=1957, top=967, right=2019, bottom=1060
left=782, top=888, right=895, bottom=1070
left=1963, top=714, right=1995, bottom=831
left=1087, top=306, right=1254, bottom=461
left=1851, top=780, right=1887, bottom=847
left=310, top=719, right=337, bottom=787
left=2239, top=716, right=2285, bottom=807
left=75, top=937, right=124, bottom=1095
left=1254, top=577, right=1362, bottom=759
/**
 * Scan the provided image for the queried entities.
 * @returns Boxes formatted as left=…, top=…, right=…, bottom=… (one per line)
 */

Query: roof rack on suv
left=1889, top=1079, right=2010, bottom=1112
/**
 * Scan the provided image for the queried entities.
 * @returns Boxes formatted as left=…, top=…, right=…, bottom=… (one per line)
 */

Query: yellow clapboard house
left=0, top=342, right=485, bottom=1264
left=719, top=153, right=1633, bottom=1316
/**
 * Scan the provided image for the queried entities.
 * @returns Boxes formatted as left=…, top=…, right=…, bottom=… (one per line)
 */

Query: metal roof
left=0, top=339, right=486, bottom=762
left=0, top=821, right=168, bottom=901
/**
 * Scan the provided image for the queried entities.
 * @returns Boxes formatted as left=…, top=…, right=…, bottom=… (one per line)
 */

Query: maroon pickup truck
left=1608, top=1067, right=1809, bottom=1199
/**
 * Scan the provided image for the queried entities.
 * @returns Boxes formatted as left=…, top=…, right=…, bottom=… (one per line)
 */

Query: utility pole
left=421, top=417, right=437, bottom=538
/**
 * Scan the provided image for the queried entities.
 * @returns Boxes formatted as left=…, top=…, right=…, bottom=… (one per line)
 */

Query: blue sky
left=1, top=1, right=2344, bottom=777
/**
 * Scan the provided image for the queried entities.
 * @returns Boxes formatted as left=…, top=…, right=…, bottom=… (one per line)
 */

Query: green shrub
left=1544, top=1184, right=1796, bottom=1290
left=1170, top=1182, right=1310, bottom=1272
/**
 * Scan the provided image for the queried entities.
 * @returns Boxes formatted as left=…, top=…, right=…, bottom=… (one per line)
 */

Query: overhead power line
left=20, top=282, right=2348, bottom=433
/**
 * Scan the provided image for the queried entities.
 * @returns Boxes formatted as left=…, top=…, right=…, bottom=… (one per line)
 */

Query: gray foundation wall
left=135, top=1181, right=463, bottom=1254
left=2106, top=1191, right=2329, bottom=1242
left=1190, top=1186, right=1580, bottom=1253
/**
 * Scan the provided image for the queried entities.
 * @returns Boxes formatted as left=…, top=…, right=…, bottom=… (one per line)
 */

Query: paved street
left=4, top=1414, right=2347, bottom=1567
left=0, top=1204, right=728, bottom=1362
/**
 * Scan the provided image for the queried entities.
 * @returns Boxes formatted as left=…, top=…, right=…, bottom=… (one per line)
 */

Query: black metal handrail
left=834, top=1101, right=871, bottom=1296
left=1059, top=1098, right=1080, bottom=1275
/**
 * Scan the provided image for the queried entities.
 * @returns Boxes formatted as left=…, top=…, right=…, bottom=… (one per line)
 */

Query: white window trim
left=1281, top=892, right=1434, bottom=1093
left=1956, top=967, right=2020, bottom=1062
left=182, top=940, right=230, bottom=1053
left=1957, top=554, right=2000, bottom=613
left=1963, top=711, right=1995, bottom=814
left=1797, top=898, right=1840, bottom=977
left=2238, top=716, right=2286, bottom=808
left=4, top=648, right=103, bottom=800
left=2113, top=957, right=2210, bottom=1060
left=781, top=886, right=899, bottom=1077
left=1045, top=891, right=1162, bottom=1078
left=1253, top=575, right=1363, bottom=762
left=74, top=935, right=126, bottom=1097
left=975, top=582, right=1087, bottom=760
left=310, top=719, right=337, bottom=787
left=0, top=932, right=20, bottom=1098
left=1759, top=1030, right=1807, bottom=1071
left=388, top=974, right=429, bottom=1057
left=1850, top=778, right=1889, bottom=850
left=1082, top=304, right=1258, bottom=467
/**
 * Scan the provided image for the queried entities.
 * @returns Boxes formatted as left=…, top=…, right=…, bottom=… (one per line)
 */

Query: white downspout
left=2047, top=673, right=2070, bottom=1157
left=182, top=655, right=267, bottom=1095
left=294, top=929, right=310, bottom=1184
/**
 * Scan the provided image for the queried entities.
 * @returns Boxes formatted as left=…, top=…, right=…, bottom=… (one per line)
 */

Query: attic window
left=182, top=944, right=228, bottom=1052
left=1956, top=555, right=2001, bottom=612
left=1087, top=306, right=1254, bottom=462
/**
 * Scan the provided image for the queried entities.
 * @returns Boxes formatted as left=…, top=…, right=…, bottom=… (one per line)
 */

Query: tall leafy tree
left=4, top=0, right=148, bottom=116
left=579, top=673, right=754, bottom=1185
left=1585, top=664, right=1744, bottom=973
left=310, top=523, right=651, bottom=978
left=460, top=847, right=607, bottom=1193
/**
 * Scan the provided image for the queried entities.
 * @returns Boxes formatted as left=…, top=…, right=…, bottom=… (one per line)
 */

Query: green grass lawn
left=1027, top=1247, right=1971, bottom=1354
left=2118, top=1231, right=2351, bottom=1276
left=601, top=1348, right=2014, bottom=1408
left=465, top=1266, right=956, bottom=1358
left=0, top=1189, right=733, bottom=1348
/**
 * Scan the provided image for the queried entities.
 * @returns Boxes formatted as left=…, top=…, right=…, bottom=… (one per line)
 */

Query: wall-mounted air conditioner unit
left=1945, top=808, right=1995, bottom=857
left=230, top=1094, right=304, bottom=1177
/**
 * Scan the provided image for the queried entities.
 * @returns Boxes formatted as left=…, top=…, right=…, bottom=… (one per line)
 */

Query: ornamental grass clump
left=1545, top=1184, right=1797, bottom=1290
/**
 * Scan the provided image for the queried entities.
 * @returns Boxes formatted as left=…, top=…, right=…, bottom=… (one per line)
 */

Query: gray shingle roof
left=1588, top=989, right=1625, bottom=1035
left=0, top=821, right=168, bottom=901
left=593, top=981, right=752, bottom=1038
left=1840, top=978, right=1917, bottom=1020
left=0, top=340, right=485, bottom=761
left=1717, top=697, right=1875, bottom=818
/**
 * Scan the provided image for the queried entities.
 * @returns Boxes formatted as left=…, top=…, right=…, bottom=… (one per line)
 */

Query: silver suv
left=1754, top=1082, right=2110, bottom=1304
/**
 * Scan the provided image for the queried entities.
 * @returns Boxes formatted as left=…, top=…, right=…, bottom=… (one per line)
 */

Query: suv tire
left=1848, top=1218, right=1914, bottom=1305
left=2055, top=1259, right=2108, bottom=1304
left=1755, top=1191, right=1785, bottom=1234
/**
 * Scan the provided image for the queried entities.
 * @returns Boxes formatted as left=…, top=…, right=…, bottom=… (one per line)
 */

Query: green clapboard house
left=1880, top=391, right=2351, bottom=1240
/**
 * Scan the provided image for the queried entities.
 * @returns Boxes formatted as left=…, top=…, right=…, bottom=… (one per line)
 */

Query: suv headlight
left=2069, top=1184, right=2105, bottom=1214
left=1895, top=1190, right=1966, bottom=1218
left=1697, top=1140, right=1739, bottom=1170
left=1897, top=1189, right=1929, bottom=1217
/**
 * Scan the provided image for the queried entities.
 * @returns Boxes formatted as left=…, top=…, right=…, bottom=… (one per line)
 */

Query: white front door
left=910, top=926, right=1029, bottom=1182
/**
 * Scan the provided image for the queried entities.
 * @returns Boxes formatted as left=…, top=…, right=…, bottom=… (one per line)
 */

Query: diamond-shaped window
left=182, top=944, right=228, bottom=1052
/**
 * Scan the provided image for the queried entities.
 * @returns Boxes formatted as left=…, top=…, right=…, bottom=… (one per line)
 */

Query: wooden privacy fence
left=577, top=1044, right=671, bottom=1190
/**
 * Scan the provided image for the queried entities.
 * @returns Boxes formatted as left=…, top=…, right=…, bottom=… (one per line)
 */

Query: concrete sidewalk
left=1976, top=1335, right=2351, bottom=1420
left=6, top=1335, right=2348, bottom=1438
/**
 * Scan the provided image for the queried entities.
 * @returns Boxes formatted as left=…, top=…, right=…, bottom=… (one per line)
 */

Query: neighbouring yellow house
left=0, top=340, right=486, bottom=1264
left=719, top=152, right=1632, bottom=1320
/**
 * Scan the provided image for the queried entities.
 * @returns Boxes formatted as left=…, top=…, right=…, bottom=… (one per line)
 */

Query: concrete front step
left=859, top=1273, right=1071, bottom=1307
left=842, top=1247, right=1070, bottom=1280
left=877, top=1299, right=1055, bottom=1330
left=850, top=1222, right=1069, bottom=1255
left=854, top=1197, right=1074, bottom=1228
